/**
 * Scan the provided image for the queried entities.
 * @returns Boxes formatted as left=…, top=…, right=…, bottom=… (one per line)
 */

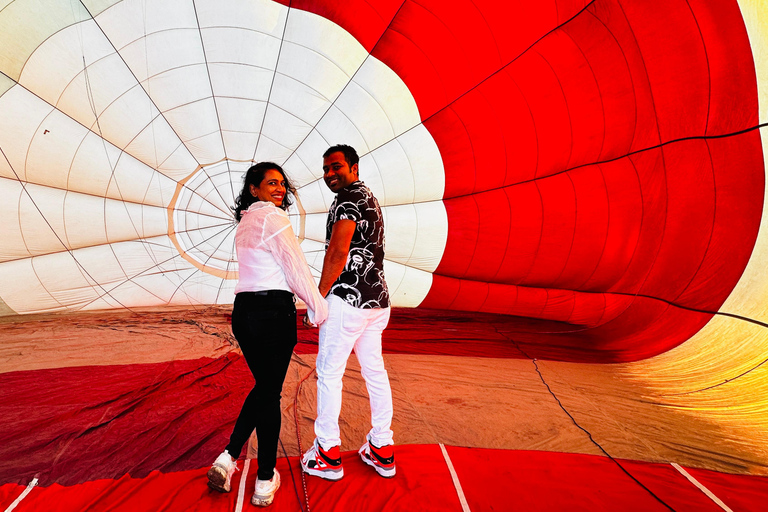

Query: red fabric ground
left=3, top=447, right=766, bottom=511
left=446, top=447, right=768, bottom=511
left=0, top=356, right=243, bottom=486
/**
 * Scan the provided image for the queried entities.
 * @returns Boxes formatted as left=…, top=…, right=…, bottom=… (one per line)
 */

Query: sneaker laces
left=215, top=453, right=239, bottom=474
left=301, top=443, right=318, bottom=464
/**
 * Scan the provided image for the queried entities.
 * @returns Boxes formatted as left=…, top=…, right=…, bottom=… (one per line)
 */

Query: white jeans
left=315, top=295, right=393, bottom=449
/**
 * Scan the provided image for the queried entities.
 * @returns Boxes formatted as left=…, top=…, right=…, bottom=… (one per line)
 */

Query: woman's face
left=249, top=169, right=286, bottom=207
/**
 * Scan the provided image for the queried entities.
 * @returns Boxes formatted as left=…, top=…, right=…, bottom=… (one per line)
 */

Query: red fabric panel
left=617, top=1, right=710, bottom=142
left=675, top=132, right=765, bottom=309
left=420, top=0, right=762, bottom=358
left=686, top=466, right=768, bottom=512
left=0, top=446, right=463, bottom=512
left=281, top=0, right=763, bottom=359
left=446, top=447, right=767, bottom=511
left=5, top=448, right=765, bottom=511
left=373, top=1, right=590, bottom=120
left=689, top=0, right=759, bottom=135
left=0, top=357, right=245, bottom=486
left=272, top=0, right=402, bottom=52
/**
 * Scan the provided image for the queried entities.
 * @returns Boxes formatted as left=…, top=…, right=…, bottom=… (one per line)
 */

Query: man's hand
left=303, top=314, right=317, bottom=328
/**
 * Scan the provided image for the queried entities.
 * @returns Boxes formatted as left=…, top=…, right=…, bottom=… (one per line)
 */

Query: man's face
left=323, top=151, right=358, bottom=193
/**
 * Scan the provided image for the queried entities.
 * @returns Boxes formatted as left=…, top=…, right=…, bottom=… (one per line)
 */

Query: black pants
left=226, top=290, right=297, bottom=480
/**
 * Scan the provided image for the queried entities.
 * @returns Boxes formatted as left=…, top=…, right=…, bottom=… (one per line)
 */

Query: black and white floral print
left=326, top=181, right=390, bottom=309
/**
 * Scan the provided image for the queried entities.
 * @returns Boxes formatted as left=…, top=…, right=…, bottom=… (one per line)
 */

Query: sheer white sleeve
left=265, top=212, right=328, bottom=325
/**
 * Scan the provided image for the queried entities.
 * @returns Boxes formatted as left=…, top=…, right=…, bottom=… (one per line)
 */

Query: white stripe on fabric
left=4, top=477, right=38, bottom=512
left=671, top=462, right=734, bottom=512
left=235, top=458, right=251, bottom=512
left=439, top=443, right=471, bottom=512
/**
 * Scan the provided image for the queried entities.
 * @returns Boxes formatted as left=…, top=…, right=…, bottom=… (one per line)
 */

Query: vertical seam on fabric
left=670, top=463, right=734, bottom=512
left=3, top=477, right=38, bottom=512
left=439, top=443, right=471, bottom=512
left=235, top=458, right=250, bottom=512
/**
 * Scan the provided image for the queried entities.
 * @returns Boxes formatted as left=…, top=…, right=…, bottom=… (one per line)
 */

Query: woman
left=207, top=162, right=328, bottom=507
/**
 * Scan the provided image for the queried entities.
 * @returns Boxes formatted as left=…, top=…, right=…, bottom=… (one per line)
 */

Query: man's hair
left=323, top=144, right=359, bottom=168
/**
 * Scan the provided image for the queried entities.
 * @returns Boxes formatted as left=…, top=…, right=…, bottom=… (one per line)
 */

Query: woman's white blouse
left=235, top=201, right=328, bottom=325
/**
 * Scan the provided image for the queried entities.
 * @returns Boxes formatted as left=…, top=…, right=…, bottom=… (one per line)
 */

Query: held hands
left=303, top=314, right=317, bottom=328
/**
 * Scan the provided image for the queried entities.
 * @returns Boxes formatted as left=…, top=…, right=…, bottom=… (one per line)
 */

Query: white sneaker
left=252, top=469, right=280, bottom=507
left=359, top=435, right=396, bottom=478
left=207, top=450, right=238, bottom=493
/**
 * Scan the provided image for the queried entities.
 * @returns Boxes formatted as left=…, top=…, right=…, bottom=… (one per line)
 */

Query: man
left=301, top=144, right=395, bottom=480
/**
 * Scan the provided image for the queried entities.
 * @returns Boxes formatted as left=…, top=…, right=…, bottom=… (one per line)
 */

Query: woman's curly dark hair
left=232, top=162, right=294, bottom=221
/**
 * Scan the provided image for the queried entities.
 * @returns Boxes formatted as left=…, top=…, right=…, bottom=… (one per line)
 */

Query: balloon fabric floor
left=1, top=306, right=766, bottom=511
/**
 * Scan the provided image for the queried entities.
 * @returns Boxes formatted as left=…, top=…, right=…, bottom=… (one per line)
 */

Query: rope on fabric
left=293, top=365, right=318, bottom=512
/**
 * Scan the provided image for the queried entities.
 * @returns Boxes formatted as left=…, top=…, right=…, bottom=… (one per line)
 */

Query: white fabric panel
left=0, top=257, right=84, bottom=314
left=216, top=97, right=267, bottom=133
left=261, top=105, right=312, bottom=150
left=17, top=185, right=71, bottom=257
left=19, top=21, right=117, bottom=115
left=179, top=130, right=227, bottom=164
left=20, top=21, right=198, bottom=179
left=383, top=260, right=434, bottom=308
left=382, top=202, right=448, bottom=273
left=353, top=57, right=422, bottom=135
left=253, top=135, right=293, bottom=165
left=0, top=236, right=205, bottom=313
left=121, top=114, right=199, bottom=180
left=270, top=72, right=335, bottom=129
left=0, top=87, right=179, bottom=204
left=86, top=197, right=169, bottom=245
left=182, top=223, right=234, bottom=254
left=0, top=72, right=13, bottom=97
left=178, top=185, right=233, bottom=220
left=332, top=79, right=401, bottom=149
left=196, top=0, right=286, bottom=37
left=298, top=237, right=327, bottom=278
left=195, top=0, right=285, bottom=160
left=163, top=100, right=222, bottom=153
left=301, top=211, right=329, bottom=245
left=0, top=0, right=90, bottom=80
left=383, top=125, right=445, bottom=202
left=203, top=37, right=278, bottom=93
left=360, top=128, right=446, bottom=205
left=283, top=130, right=328, bottom=188
left=258, top=8, right=366, bottom=168
left=146, top=65, right=213, bottom=111
left=0, top=180, right=27, bottom=260
left=0, top=0, right=449, bottom=314
left=314, top=104, right=369, bottom=155
left=293, top=180, right=334, bottom=216
left=95, top=0, right=199, bottom=55
left=271, top=43, right=353, bottom=122
left=92, top=82, right=162, bottom=150
left=81, top=0, right=122, bottom=17
left=283, top=9, right=367, bottom=77
left=97, top=3, right=224, bottom=164
left=3, top=179, right=168, bottom=261
left=71, top=132, right=179, bottom=205
left=0, top=86, right=55, bottom=183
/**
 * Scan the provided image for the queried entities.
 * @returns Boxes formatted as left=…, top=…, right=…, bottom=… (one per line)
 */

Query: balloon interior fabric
left=1, top=0, right=767, bottom=510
